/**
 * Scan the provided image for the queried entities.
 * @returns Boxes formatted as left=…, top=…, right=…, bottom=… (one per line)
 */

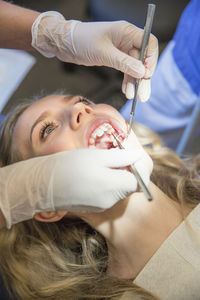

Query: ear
left=34, top=211, right=68, bottom=223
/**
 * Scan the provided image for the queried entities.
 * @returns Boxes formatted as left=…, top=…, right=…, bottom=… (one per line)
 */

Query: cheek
left=95, top=104, right=123, bottom=119
left=38, top=136, right=78, bottom=156
left=12, top=128, right=32, bottom=160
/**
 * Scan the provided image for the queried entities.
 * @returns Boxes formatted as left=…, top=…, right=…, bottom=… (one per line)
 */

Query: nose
left=70, top=102, right=93, bottom=130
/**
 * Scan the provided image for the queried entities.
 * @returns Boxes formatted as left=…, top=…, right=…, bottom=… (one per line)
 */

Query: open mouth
left=88, top=122, right=125, bottom=149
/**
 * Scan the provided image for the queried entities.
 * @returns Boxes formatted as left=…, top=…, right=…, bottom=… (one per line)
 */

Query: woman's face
left=13, top=94, right=128, bottom=159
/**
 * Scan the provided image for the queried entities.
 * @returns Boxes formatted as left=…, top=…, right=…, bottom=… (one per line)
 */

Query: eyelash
left=78, top=97, right=93, bottom=105
left=40, top=121, right=57, bottom=139
left=40, top=98, right=92, bottom=139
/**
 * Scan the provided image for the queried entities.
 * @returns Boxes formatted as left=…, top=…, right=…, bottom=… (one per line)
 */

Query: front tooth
left=91, top=131, right=97, bottom=139
left=107, top=128, right=114, bottom=134
left=99, top=124, right=107, bottom=131
left=105, top=123, right=112, bottom=128
left=89, top=137, right=95, bottom=145
left=96, top=128, right=104, bottom=137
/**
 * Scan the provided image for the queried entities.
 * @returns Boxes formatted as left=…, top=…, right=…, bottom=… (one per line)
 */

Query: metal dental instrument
left=112, top=133, right=153, bottom=201
left=128, top=3, right=156, bottom=135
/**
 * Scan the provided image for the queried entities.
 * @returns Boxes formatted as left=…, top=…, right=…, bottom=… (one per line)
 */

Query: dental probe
left=128, top=3, right=156, bottom=135
left=112, top=134, right=153, bottom=201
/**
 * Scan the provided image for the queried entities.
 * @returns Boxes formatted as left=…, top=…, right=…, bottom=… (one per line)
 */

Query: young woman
left=0, top=94, right=199, bottom=300
left=0, top=0, right=158, bottom=232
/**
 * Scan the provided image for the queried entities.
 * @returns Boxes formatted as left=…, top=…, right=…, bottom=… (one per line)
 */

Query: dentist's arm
left=0, top=0, right=39, bottom=50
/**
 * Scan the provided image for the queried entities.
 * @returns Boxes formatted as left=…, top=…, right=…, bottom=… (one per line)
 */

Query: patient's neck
left=84, top=182, right=190, bottom=279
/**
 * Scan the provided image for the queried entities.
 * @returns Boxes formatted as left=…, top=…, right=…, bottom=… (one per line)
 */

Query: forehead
left=17, top=94, right=72, bottom=125
left=27, top=94, right=73, bottom=112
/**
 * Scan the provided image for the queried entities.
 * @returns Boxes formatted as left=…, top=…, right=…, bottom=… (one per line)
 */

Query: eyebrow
left=62, top=95, right=75, bottom=103
left=30, top=111, right=50, bottom=142
left=29, top=95, right=79, bottom=142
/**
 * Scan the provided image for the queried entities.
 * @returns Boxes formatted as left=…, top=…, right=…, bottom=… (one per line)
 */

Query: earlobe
left=34, top=211, right=68, bottom=223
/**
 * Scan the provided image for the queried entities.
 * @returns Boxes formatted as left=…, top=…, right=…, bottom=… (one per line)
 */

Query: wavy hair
left=0, top=98, right=200, bottom=300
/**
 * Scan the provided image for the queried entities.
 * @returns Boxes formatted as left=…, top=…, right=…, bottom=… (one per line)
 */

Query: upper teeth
left=89, top=122, right=116, bottom=147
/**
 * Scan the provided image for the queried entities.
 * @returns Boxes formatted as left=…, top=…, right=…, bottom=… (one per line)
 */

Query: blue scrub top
left=120, top=0, right=200, bottom=149
left=173, top=0, right=200, bottom=95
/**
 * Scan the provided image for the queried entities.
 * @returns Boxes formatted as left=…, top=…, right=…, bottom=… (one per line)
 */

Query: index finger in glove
left=121, top=47, right=139, bottom=98
left=114, top=21, right=153, bottom=53
left=107, top=46, right=145, bottom=79
left=90, top=148, right=143, bottom=168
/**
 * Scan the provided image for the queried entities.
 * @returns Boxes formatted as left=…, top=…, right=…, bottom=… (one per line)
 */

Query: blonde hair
left=133, top=123, right=200, bottom=210
left=0, top=99, right=200, bottom=300
left=0, top=102, right=31, bottom=166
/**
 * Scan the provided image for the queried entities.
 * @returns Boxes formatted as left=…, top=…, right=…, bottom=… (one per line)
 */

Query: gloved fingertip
left=138, top=80, right=151, bottom=102
left=125, top=82, right=135, bottom=99
left=138, top=93, right=150, bottom=103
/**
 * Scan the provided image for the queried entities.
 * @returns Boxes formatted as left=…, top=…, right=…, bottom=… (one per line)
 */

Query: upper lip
left=85, top=118, right=126, bottom=147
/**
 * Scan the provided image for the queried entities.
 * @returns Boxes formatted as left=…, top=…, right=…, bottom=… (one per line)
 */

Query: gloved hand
left=0, top=147, right=151, bottom=229
left=122, top=129, right=153, bottom=186
left=31, top=11, right=158, bottom=102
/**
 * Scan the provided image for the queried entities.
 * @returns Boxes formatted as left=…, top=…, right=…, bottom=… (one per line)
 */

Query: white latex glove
left=0, top=148, right=149, bottom=229
left=31, top=11, right=158, bottom=102
left=122, top=129, right=153, bottom=186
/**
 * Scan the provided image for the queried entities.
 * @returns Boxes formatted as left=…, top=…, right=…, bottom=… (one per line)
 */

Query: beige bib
left=134, top=204, right=200, bottom=299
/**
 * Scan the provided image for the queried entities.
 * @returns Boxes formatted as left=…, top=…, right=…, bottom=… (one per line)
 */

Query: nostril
left=77, top=112, right=82, bottom=123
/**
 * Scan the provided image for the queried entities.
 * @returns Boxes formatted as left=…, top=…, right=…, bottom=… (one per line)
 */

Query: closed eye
left=78, top=97, right=94, bottom=105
